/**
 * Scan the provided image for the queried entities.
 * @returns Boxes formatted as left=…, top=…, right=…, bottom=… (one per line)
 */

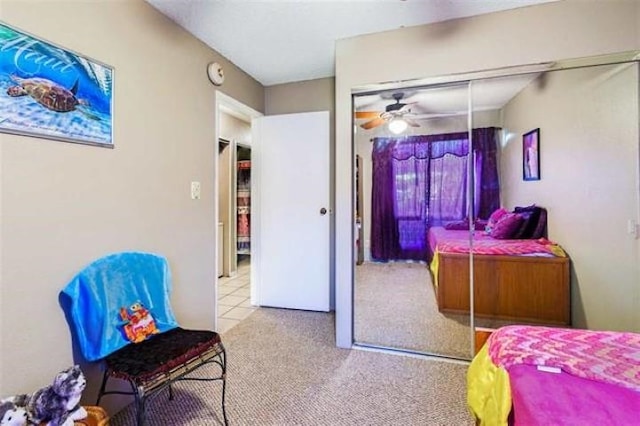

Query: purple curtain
left=370, top=128, right=500, bottom=262
left=472, top=128, right=500, bottom=219
left=429, top=154, right=468, bottom=226
left=371, top=141, right=400, bottom=259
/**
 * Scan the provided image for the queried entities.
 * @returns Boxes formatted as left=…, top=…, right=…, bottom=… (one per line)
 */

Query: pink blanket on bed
left=509, top=364, right=640, bottom=426
left=488, top=325, right=640, bottom=391
left=428, top=227, right=565, bottom=257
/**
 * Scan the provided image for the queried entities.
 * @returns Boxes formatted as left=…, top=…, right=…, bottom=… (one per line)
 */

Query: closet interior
left=218, top=110, right=252, bottom=278
left=236, top=147, right=251, bottom=261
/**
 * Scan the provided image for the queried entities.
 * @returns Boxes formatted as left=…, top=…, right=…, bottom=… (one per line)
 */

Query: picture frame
left=0, top=21, right=114, bottom=148
left=522, top=128, right=540, bottom=181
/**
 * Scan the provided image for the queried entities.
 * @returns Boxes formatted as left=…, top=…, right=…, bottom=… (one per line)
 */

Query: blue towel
left=61, top=252, right=179, bottom=362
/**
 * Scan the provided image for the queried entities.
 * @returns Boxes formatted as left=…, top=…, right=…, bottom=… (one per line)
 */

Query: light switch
left=191, top=181, right=201, bottom=200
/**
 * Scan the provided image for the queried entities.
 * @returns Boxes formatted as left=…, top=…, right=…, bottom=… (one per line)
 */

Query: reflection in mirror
left=470, top=61, right=639, bottom=345
left=353, top=55, right=640, bottom=362
left=353, top=83, right=482, bottom=360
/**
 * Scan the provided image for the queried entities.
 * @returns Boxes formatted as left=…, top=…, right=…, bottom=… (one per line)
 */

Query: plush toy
left=0, top=401, right=27, bottom=426
left=8, top=366, right=88, bottom=426
left=119, top=301, right=159, bottom=343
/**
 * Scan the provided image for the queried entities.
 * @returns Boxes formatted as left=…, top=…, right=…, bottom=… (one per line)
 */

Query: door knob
left=320, top=207, right=327, bottom=215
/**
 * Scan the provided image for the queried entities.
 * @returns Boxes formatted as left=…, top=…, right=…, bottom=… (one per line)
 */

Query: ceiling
left=146, top=0, right=555, bottom=87
left=354, top=72, right=540, bottom=115
left=351, top=71, right=545, bottom=134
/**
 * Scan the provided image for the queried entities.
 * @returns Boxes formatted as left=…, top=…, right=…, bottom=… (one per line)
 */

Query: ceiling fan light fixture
left=388, top=118, right=408, bottom=134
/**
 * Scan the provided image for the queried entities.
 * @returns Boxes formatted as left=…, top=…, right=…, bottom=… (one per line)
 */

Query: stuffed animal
left=13, top=366, right=88, bottom=426
left=0, top=401, right=27, bottom=426
left=119, top=301, right=159, bottom=343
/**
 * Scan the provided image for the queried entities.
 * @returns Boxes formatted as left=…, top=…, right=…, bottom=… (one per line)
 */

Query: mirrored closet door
left=352, top=82, right=476, bottom=359
left=352, top=52, right=640, bottom=361
left=469, top=58, right=640, bottom=340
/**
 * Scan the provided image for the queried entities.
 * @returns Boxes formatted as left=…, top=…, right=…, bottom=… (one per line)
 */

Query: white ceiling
left=146, top=0, right=555, bottom=86
left=354, top=72, right=540, bottom=114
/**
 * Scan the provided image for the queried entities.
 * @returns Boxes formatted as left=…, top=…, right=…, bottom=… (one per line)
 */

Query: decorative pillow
left=444, top=220, right=467, bottom=230
left=531, top=207, right=547, bottom=239
left=444, top=219, right=487, bottom=231
left=489, top=208, right=509, bottom=223
left=485, top=208, right=509, bottom=234
left=512, top=205, right=546, bottom=239
left=490, top=213, right=525, bottom=239
left=512, top=210, right=535, bottom=239
left=513, top=204, right=537, bottom=212
left=475, top=219, right=488, bottom=230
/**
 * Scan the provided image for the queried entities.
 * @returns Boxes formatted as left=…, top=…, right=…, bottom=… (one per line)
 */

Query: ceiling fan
left=355, top=92, right=421, bottom=131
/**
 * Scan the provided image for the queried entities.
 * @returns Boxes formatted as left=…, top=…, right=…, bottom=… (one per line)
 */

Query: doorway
left=215, top=92, right=262, bottom=333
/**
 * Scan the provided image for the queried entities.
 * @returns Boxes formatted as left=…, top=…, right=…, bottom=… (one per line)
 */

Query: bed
left=468, top=325, right=640, bottom=425
left=428, top=226, right=571, bottom=325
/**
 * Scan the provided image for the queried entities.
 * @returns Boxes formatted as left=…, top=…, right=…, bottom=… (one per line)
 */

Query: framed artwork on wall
left=0, top=21, right=114, bottom=148
left=523, top=128, right=540, bottom=181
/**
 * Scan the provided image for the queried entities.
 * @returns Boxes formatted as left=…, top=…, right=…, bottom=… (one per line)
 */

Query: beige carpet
left=110, top=308, right=474, bottom=425
left=354, top=262, right=473, bottom=359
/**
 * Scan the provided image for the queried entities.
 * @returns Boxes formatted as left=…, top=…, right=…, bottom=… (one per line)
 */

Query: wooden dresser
left=436, top=253, right=571, bottom=326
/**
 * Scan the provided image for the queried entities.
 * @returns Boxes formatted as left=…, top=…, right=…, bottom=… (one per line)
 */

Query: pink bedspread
left=428, top=227, right=565, bottom=257
left=489, top=325, right=640, bottom=391
left=509, top=364, right=640, bottom=426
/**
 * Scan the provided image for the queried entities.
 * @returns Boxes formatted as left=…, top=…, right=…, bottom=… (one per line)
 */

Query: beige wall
left=0, top=0, right=264, bottom=401
left=335, top=0, right=640, bottom=346
left=265, top=77, right=337, bottom=308
left=265, top=77, right=335, bottom=117
left=500, top=64, right=639, bottom=331
left=220, top=112, right=252, bottom=145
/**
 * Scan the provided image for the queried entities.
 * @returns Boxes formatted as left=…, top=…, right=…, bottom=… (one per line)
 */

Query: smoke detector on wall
left=207, top=62, right=225, bottom=86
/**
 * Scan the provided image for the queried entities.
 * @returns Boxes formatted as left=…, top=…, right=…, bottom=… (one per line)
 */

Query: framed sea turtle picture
left=0, top=21, right=113, bottom=147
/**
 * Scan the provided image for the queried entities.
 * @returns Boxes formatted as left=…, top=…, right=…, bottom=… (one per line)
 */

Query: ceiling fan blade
left=404, top=117, right=421, bottom=127
left=360, top=117, right=386, bottom=129
left=355, top=111, right=381, bottom=119
left=398, top=102, right=418, bottom=112
left=411, top=112, right=461, bottom=119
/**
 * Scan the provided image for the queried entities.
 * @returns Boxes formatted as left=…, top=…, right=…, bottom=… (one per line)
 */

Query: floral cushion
left=490, top=213, right=525, bottom=239
left=485, top=208, right=509, bottom=234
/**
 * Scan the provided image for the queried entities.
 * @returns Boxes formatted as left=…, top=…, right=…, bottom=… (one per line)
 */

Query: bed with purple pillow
left=429, top=206, right=571, bottom=325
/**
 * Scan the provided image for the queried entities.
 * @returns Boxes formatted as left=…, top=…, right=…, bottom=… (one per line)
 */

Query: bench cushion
left=105, top=328, right=222, bottom=384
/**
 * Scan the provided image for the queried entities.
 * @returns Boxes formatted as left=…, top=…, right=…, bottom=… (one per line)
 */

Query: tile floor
left=217, top=258, right=256, bottom=333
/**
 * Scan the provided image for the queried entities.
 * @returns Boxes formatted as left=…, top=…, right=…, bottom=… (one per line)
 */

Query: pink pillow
left=489, top=208, right=509, bottom=223
left=485, top=208, right=509, bottom=234
left=444, top=220, right=468, bottom=230
left=490, top=213, right=525, bottom=239
left=444, top=219, right=487, bottom=231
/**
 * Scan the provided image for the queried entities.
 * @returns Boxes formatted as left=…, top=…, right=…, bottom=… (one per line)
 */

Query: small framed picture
left=523, top=128, right=540, bottom=181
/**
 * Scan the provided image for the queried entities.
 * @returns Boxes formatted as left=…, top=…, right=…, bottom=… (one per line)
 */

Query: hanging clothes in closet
left=237, top=160, right=251, bottom=254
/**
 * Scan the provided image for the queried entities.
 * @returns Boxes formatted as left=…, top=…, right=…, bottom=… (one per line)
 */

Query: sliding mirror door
left=469, top=59, right=640, bottom=340
left=353, top=83, right=478, bottom=359
left=352, top=54, right=640, bottom=361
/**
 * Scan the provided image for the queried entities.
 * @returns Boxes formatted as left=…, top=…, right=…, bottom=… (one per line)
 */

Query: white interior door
left=251, top=111, right=330, bottom=311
